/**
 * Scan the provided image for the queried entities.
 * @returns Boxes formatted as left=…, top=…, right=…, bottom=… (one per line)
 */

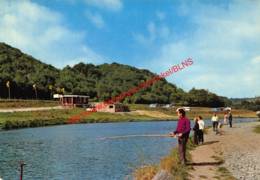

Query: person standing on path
left=211, top=113, right=219, bottom=134
left=197, top=116, right=205, bottom=144
left=224, top=112, right=228, bottom=125
left=170, top=108, right=191, bottom=165
left=193, top=117, right=199, bottom=145
left=228, top=111, right=233, bottom=128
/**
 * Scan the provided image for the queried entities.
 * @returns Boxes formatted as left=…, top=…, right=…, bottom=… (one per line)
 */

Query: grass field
left=253, top=125, right=260, bottom=134
left=0, top=99, right=59, bottom=108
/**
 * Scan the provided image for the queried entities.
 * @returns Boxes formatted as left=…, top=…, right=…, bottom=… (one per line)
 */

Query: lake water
left=0, top=118, right=257, bottom=180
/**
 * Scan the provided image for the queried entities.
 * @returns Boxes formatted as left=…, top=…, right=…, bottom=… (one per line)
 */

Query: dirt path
left=0, top=106, right=63, bottom=113
left=189, top=121, right=260, bottom=180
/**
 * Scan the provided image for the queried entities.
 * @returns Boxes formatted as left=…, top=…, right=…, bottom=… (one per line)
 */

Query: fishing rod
left=98, top=134, right=177, bottom=140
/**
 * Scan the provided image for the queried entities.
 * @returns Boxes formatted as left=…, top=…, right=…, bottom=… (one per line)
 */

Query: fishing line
left=97, top=134, right=176, bottom=140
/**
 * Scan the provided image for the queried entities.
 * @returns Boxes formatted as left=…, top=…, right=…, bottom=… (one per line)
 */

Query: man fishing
left=170, top=108, right=191, bottom=165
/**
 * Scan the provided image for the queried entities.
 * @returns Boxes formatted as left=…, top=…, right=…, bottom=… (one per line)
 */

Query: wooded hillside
left=0, top=42, right=229, bottom=106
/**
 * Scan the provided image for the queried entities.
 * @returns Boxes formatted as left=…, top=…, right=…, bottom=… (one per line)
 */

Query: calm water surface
left=0, top=118, right=257, bottom=180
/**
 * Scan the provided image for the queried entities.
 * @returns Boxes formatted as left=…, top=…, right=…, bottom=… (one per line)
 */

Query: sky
left=0, top=0, right=259, bottom=98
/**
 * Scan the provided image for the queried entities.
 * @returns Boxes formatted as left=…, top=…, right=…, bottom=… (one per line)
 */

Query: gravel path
left=190, top=121, right=260, bottom=180
left=221, top=122, right=260, bottom=180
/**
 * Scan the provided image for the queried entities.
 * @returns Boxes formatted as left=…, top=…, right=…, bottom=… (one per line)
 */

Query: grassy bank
left=134, top=135, right=235, bottom=180
left=134, top=139, right=195, bottom=180
left=185, top=107, right=256, bottom=119
left=129, top=104, right=257, bottom=119
left=0, top=108, right=157, bottom=130
left=253, top=125, right=260, bottom=134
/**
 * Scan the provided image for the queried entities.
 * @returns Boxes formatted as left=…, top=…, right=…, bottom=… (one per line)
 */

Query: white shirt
left=211, top=116, right=219, bottom=122
left=198, top=120, right=205, bottom=130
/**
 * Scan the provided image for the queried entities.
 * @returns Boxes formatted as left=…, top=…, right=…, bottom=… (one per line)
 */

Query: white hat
left=176, top=108, right=184, bottom=112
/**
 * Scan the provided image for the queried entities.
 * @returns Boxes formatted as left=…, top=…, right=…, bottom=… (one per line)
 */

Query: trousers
left=178, top=134, right=189, bottom=163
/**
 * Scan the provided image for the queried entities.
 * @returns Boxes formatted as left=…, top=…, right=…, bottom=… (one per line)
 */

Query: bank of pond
left=0, top=118, right=257, bottom=179
left=0, top=107, right=257, bottom=130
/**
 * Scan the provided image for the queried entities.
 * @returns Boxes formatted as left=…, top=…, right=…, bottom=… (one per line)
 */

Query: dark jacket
left=229, top=113, right=233, bottom=121
left=193, top=122, right=199, bottom=132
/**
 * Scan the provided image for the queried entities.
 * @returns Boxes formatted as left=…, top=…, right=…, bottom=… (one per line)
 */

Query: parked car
left=212, top=107, right=223, bottom=112
left=86, top=104, right=97, bottom=112
left=163, top=104, right=170, bottom=108
left=224, top=107, right=232, bottom=111
left=149, top=104, right=157, bottom=108
left=162, top=104, right=175, bottom=109
left=182, top=107, right=190, bottom=111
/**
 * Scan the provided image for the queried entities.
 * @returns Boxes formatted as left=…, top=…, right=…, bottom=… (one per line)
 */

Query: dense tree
left=0, top=42, right=232, bottom=107
left=0, top=43, right=59, bottom=99
left=232, top=99, right=260, bottom=111
left=185, top=88, right=226, bottom=107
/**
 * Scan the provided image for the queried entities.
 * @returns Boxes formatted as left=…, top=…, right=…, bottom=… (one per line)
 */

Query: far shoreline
left=0, top=101, right=257, bottom=130
left=0, top=115, right=257, bottom=131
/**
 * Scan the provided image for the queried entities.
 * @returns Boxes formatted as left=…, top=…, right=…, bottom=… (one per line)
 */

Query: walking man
left=170, top=108, right=191, bottom=165
left=228, top=111, right=233, bottom=128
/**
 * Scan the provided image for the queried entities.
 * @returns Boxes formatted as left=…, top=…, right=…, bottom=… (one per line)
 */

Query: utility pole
left=33, top=84, right=37, bottom=99
left=6, top=81, right=10, bottom=99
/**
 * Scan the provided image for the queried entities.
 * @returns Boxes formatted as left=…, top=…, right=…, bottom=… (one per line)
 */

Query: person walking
left=217, top=118, right=224, bottom=135
left=192, top=117, right=199, bottom=145
left=197, top=116, right=205, bottom=144
left=211, top=113, right=219, bottom=134
left=228, top=111, right=233, bottom=128
left=224, top=112, right=228, bottom=125
left=170, top=108, right=191, bottom=165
